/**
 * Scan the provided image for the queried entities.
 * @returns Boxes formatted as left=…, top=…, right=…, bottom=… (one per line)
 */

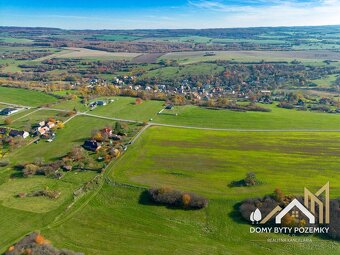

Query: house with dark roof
left=9, top=130, right=29, bottom=139
left=165, top=104, right=174, bottom=110
left=0, top=108, right=20, bottom=116
left=83, top=140, right=101, bottom=152
left=0, top=127, right=7, bottom=135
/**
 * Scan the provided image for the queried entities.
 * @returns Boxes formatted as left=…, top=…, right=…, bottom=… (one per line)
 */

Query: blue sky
left=0, top=0, right=340, bottom=29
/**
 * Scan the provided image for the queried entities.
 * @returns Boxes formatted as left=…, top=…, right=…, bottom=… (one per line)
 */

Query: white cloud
left=186, top=0, right=340, bottom=27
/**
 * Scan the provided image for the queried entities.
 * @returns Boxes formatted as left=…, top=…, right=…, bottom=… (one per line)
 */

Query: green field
left=153, top=104, right=340, bottom=130
left=0, top=87, right=58, bottom=107
left=311, top=74, right=338, bottom=88
left=142, top=63, right=225, bottom=79
left=90, top=34, right=141, bottom=41
left=90, top=97, right=164, bottom=121
left=37, top=126, right=340, bottom=255
left=0, top=37, right=33, bottom=43
left=1, top=102, right=340, bottom=254
left=51, top=98, right=88, bottom=112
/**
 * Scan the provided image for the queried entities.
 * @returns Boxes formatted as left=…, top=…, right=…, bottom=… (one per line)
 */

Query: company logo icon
left=250, top=208, right=262, bottom=224
left=252, top=182, right=330, bottom=225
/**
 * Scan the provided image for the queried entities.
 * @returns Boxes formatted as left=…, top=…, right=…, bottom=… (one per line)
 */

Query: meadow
left=89, top=97, right=164, bottom=121
left=0, top=87, right=58, bottom=107
left=37, top=126, right=340, bottom=255
left=160, top=50, right=340, bottom=65
left=0, top=37, right=33, bottom=44
left=0, top=115, right=126, bottom=251
left=153, top=104, right=340, bottom=130
left=142, top=63, right=225, bottom=79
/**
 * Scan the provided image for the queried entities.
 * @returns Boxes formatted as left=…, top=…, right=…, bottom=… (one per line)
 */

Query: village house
left=0, top=127, right=7, bottom=135
left=96, top=100, right=107, bottom=106
left=9, top=130, right=29, bottom=139
left=111, top=134, right=122, bottom=141
left=46, top=121, right=55, bottom=129
left=32, top=119, right=59, bottom=139
left=37, top=126, right=49, bottom=135
left=0, top=108, right=20, bottom=116
left=89, top=100, right=107, bottom=109
left=83, top=140, right=102, bottom=152
left=101, top=128, right=113, bottom=137
left=165, top=104, right=173, bottom=110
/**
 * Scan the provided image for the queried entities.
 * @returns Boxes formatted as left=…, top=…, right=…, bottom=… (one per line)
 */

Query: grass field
left=0, top=115, right=127, bottom=251
left=311, top=74, right=338, bottom=88
left=1, top=91, right=340, bottom=254
left=161, top=50, right=340, bottom=65
left=38, top=126, right=340, bottom=255
left=0, top=37, right=33, bottom=43
left=0, top=87, right=58, bottom=107
left=142, top=63, right=225, bottom=79
left=51, top=98, right=88, bottom=112
left=153, top=104, right=340, bottom=130
left=90, top=97, right=164, bottom=121
left=90, top=34, right=141, bottom=41
left=0, top=171, right=96, bottom=213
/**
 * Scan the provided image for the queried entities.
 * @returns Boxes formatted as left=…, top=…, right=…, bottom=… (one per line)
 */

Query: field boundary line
left=0, top=101, right=32, bottom=109
left=12, top=108, right=40, bottom=123
left=148, top=122, right=340, bottom=132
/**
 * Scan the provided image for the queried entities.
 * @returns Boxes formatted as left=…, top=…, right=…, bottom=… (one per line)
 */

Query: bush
left=22, top=189, right=61, bottom=199
left=245, top=104, right=271, bottom=112
left=5, top=232, right=84, bottom=255
left=4, top=117, right=13, bottom=125
left=148, top=187, right=208, bottom=209
left=239, top=196, right=278, bottom=223
left=23, top=164, right=39, bottom=177
left=329, top=198, right=340, bottom=240
left=229, top=172, right=260, bottom=187
left=277, top=102, right=294, bottom=109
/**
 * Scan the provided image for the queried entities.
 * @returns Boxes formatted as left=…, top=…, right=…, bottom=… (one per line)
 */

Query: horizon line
left=1, top=24, right=340, bottom=31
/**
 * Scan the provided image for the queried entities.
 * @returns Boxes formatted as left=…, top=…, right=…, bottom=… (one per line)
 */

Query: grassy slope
left=0, top=115, right=120, bottom=251
left=0, top=87, right=58, bottom=107
left=154, top=104, right=340, bottom=130
left=10, top=115, right=116, bottom=163
left=42, top=126, right=340, bottom=255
